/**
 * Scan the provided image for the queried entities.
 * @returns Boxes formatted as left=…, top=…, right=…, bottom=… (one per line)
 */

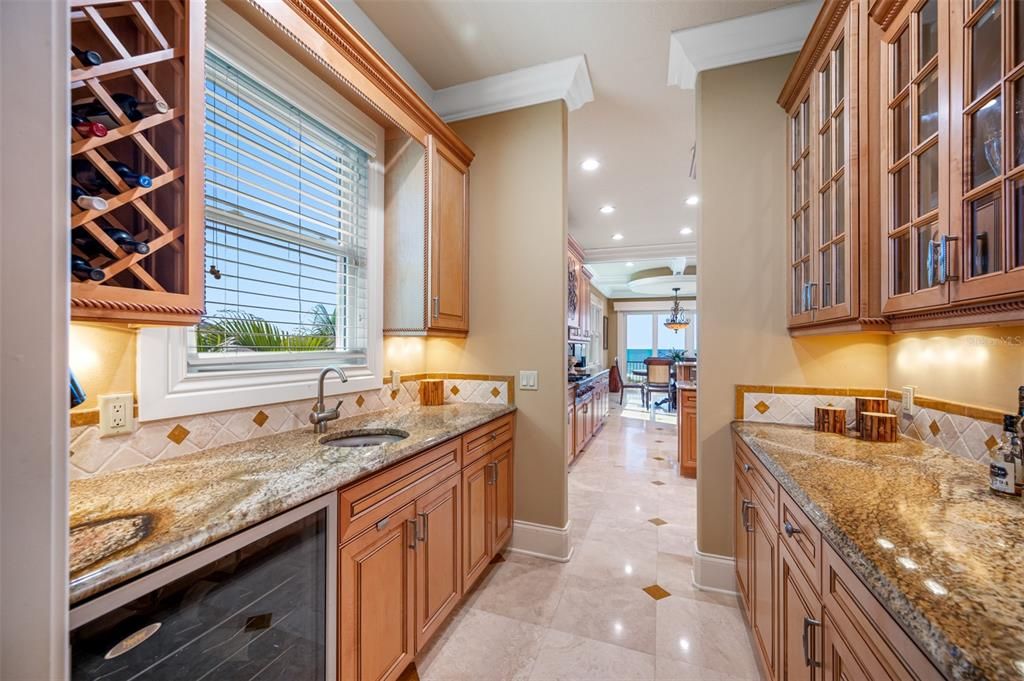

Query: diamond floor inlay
left=408, top=391, right=750, bottom=681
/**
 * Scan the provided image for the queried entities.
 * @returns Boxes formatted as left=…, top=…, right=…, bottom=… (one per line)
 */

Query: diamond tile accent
left=986, top=435, right=1000, bottom=451
left=252, top=410, right=269, bottom=427
left=490, top=386, right=501, bottom=398
left=651, top=480, right=666, bottom=486
left=166, top=424, right=190, bottom=445
left=355, top=394, right=365, bottom=408
left=450, top=385, right=461, bottom=396
left=929, top=420, right=942, bottom=437
left=390, top=389, right=399, bottom=401
left=647, top=517, right=667, bottom=526
left=754, top=400, right=770, bottom=414
left=642, top=584, right=671, bottom=600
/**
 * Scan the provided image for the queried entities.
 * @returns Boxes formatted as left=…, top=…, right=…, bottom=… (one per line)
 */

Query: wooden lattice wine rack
left=69, top=0, right=204, bottom=325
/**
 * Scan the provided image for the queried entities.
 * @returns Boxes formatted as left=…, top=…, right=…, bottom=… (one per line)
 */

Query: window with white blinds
left=192, top=51, right=370, bottom=371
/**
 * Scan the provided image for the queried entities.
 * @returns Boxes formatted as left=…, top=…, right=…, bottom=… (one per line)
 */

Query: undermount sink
left=321, top=429, right=409, bottom=447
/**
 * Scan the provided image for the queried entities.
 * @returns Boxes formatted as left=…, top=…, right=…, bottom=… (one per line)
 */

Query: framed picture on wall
left=602, top=315, right=609, bottom=349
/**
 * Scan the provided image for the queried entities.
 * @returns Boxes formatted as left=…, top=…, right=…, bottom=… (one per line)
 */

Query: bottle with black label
left=74, top=228, right=150, bottom=256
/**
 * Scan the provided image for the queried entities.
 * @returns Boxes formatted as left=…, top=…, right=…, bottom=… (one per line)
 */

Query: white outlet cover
left=901, top=386, right=915, bottom=415
left=99, top=393, right=134, bottom=436
left=391, top=370, right=401, bottom=390
left=519, top=370, right=539, bottom=391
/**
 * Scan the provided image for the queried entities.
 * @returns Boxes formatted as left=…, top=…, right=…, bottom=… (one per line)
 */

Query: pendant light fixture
left=663, top=287, right=689, bottom=332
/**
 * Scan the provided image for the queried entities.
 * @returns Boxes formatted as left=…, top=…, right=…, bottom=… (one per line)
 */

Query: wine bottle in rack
left=107, top=161, right=153, bottom=189
left=74, top=227, right=151, bottom=256
left=71, top=112, right=107, bottom=138
left=71, top=255, right=105, bottom=282
left=71, top=186, right=108, bottom=212
left=71, top=45, right=103, bottom=67
left=111, top=93, right=169, bottom=121
left=72, top=158, right=115, bottom=195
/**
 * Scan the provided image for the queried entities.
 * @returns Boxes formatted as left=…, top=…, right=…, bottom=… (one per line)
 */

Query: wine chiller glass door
left=70, top=495, right=336, bottom=681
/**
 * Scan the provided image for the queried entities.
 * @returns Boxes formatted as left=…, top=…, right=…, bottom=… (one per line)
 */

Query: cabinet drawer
left=339, top=439, right=461, bottom=544
left=778, top=489, right=822, bottom=595
left=734, top=437, right=778, bottom=517
left=822, top=545, right=943, bottom=681
left=463, top=414, right=514, bottom=466
left=681, top=390, right=696, bottom=406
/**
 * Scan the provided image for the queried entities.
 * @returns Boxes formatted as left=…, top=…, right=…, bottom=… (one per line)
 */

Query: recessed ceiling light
left=612, top=233, right=624, bottom=241
left=685, top=195, right=700, bottom=206
left=680, top=227, right=693, bottom=235
left=581, top=158, right=600, bottom=171
left=625, top=262, right=634, bottom=267
left=600, top=204, right=615, bottom=214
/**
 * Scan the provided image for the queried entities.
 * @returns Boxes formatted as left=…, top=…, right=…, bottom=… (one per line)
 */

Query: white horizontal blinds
left=197, top=52, right=369, bottom=366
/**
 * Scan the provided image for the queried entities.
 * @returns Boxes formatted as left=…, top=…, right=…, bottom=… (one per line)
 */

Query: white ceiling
left=356, top=0, right=799, bottom=255
left=588, top=258, right=696, bottom=299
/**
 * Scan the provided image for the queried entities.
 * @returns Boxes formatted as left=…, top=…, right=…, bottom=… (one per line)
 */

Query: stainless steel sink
left=321, top=429, right=409, bottom=447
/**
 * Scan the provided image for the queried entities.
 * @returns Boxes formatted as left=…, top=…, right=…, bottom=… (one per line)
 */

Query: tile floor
left=409, top=394, right=761, bottom=681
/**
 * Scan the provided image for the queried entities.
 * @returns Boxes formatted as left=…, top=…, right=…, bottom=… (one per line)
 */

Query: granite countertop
left=69, top=402, right=515, bottom=605
left=567, top=368, right=610, bottom=390
left=677, top=381, right=697, bottom=390
left=732, top=421, right=1024, bottom=681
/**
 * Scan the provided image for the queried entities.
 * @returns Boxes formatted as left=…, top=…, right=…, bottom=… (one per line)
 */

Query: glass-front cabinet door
left=788, top=91, right=815, bottom=326
left=786, top=2, right=858, bottom=328
left=882, top=0, right=951, bottom=313
left=951, top=0, right=1024, bottom=300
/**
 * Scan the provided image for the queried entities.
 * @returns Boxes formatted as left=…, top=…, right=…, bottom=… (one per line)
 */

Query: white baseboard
left=507, top=519, right=574, bottom=562
left=691, top=541, right=738, bottom=595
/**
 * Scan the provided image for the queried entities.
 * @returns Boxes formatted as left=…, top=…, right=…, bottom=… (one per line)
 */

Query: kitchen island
left=732, top=421, right=1024, bottom=680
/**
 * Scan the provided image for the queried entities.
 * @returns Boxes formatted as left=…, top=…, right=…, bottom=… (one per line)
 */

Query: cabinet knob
left=784, top=520, right=802, bottom=538
left=743, top=463, right=751, bottom=473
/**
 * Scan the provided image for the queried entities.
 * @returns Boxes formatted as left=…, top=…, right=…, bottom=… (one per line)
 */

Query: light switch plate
left=901, top=386, right=915, bottom=415
left=391, top=370, right=401, bottom=390
left=519, top=370, right=539, bottom=391
left=99, top=393, right=134, bottom=436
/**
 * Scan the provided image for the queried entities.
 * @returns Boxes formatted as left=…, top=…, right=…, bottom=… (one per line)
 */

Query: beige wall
left=434, top=101, right=569, bottom=529
left=69, top=323, right=136, bottom=413
left=696, top=56, right=889, bottom=557
left=888, top=326, right=1024, bottom=413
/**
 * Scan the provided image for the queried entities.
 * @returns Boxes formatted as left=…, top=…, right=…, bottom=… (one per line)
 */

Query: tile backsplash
left=739, top=387, right=1004, bottom=464
left=70, top=377, right=510, bottom=480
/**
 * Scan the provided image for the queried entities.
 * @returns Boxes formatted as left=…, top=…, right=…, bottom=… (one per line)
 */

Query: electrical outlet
left=390, top=370, right=401, bottom=390
left=901, top=386, right=915, bottom=415
left=519, top=370, right=539, bottom=391
left=99, top=393, right=134, bottom=436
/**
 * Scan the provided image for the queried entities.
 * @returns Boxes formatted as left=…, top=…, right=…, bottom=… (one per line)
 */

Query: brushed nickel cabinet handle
left=408, top=519, right=418, bottom=548
left=376, top=517, right=390, bottom=531
left=432, top=296, right=440, bottom=318
left=938, top=234, right=960, bottom=284
left=802, top=617, right=822, bottom=668
left=418, top=512, right=428, bottom=542
left=741, top=499, right=753, bottom=532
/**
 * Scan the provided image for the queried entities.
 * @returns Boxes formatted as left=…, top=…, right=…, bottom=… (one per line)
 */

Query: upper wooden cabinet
left=781, top=0, right=884, bottom=334
left=568, top=235, right=592, bottom=341
left=428, top=137, right=470, bottom=334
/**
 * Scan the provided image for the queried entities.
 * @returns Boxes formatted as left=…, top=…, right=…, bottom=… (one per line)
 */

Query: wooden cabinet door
left=881, top=0, right=953, bottom=314
left=415, top=474, right=462, bottom=650
left=567, top=403, right=576, bottom=464
left=680, top=393, right=697, bottom=478
left=779, top=542, right=822, bottom=681
left=567, top=252, right=580, bottom=328
left=339, top=503, right=417, bottom=681
left=821, top=610, right=891, bottom=681
left=462, top=453, right=492, bottom=592
left=788, top=88, right=817, bottom=327
left=428, top=137, right=469, bottom=333
left=490, top=444, right=514, bottom=551
left=949, top=0, right=1024, bottom=303
left=735, top=472, right=753, bottom=610
left=750, top=500, right=777, bottom=679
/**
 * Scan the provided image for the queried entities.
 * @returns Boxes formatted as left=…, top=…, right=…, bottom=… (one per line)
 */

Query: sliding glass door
left=623, top=311, right=696, bottom=381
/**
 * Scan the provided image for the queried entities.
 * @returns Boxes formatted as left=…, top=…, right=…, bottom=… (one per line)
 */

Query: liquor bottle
left=107, top=161, right=152, bottom=189
left=71, top=45, right=102, bottom=67
left=74, top=227, right=150, bottom=256
left=71, top=255, right=105, bottom=282
left=71, top=186, right=108, bottom=211
left=111, top=93, right=169, bottom=121
left=71, top=112, right=107, bottom=138
left=70, top=370, right=87, bottom=408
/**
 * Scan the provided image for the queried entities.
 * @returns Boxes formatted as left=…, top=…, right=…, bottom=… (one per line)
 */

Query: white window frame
left=138, top=4, right=384, bottom=422
left=613, top=300, right=697, bottom=369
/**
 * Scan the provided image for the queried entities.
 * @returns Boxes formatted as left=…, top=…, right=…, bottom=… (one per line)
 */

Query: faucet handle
left=332, top=399, right=344, bottom=415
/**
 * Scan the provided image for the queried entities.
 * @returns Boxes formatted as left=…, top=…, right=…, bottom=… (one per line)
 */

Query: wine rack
left=69, top=0, right=204, bottom=325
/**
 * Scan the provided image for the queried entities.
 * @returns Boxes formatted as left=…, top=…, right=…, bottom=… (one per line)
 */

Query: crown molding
left=668, top=1, right=820, bottom=90
left=583, top=241, right=696, bottom=263
left=434, top=55, right=593, bottom=122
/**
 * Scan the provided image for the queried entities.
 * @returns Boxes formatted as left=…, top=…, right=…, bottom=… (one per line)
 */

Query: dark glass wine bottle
left=75, top=227, right=150, bottom=256
left=107, top=161, right=152, bottom=189
left=111, top=93, right=169, bottom=121
left=71, top=158, right=115, bottom=195
left=71, top=112, right=107, bottom=138
left=71, top=255, right=105, bottom=281
left=71, top=186, right=108, bottom=211
left=71, top=45, right=102, bottom=67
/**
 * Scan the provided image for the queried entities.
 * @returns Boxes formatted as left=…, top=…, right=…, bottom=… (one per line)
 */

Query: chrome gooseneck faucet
left=310, top=366, right=348, bottom=433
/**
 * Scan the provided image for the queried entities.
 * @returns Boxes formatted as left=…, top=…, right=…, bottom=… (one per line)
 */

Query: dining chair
left=643, top=357, right=673, bottom=410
